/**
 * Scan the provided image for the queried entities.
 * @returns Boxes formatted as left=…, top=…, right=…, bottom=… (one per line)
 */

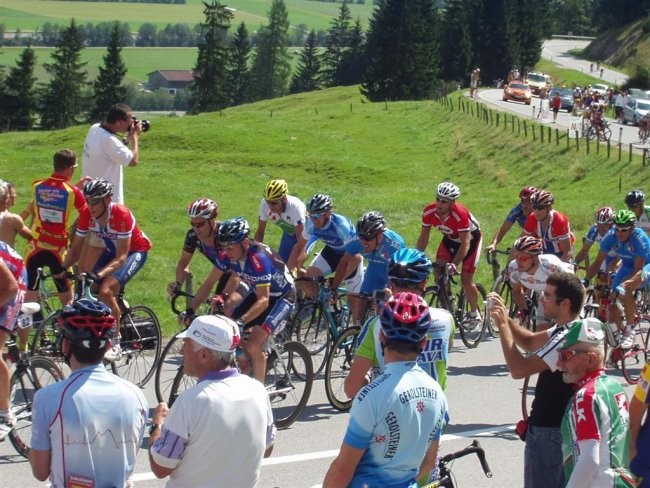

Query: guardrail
left=551, top=34, right=596, bottom=40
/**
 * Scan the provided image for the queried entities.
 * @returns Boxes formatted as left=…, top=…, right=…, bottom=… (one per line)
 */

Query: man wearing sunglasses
left=557, top=320, right=635, bottom=488
left=488, top=271, right=584, bottom=488
left=486, top=186, right=537, bottom=255
left=521, top=189, right=574, bottom=262
left=62, top=178, right=151, bottom=361
left=585, top=209, right=650, bottom=349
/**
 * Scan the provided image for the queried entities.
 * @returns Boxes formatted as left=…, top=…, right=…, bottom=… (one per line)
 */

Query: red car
left=503, top=82, right=532, bottom=105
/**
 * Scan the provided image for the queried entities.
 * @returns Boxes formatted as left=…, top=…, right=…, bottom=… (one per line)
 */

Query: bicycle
left=585, top=118, right=612, bottom=142
left=30, top=273, right=162, bottom=388
left=323, top=324, right=361, bottom=411
left=423, top=269, right=487, bottom=348
left=3, top=303, right=65, bottom=458
left=421, top=439, right=493, bottom=488
left=485, top=248, right=514, bottom=337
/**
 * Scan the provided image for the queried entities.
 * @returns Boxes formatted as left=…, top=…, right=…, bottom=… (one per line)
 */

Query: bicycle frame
left=421, top=439, right=492, bottom=488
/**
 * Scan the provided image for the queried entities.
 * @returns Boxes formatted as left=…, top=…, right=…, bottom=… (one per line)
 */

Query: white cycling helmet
left=437, top=182, right=460, bottom=201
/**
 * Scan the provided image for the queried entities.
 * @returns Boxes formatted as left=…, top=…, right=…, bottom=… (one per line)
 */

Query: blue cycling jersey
left=303, top=212, right=356, bottom=253
left=599, top=227, right=650, bottom=268
left=505, top=202, right=529, bottom=228
left=183, top=227, right=229, bottom=269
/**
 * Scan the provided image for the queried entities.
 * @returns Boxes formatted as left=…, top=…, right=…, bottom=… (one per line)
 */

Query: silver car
left=623, top=98, right=650, bottom=125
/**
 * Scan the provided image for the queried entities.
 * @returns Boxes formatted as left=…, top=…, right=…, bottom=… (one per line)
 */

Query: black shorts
left=25, top=249, right=68, bottom=292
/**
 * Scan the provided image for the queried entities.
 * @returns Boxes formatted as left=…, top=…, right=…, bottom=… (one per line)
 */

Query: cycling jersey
left=584, top=224, right=617, bottom=271
left=505, top=202, right=529, bottom=228
left=76, top=203, right=152, bottom=255
left=344, top=361, right=449, bottom=488
left=631, top=362, right=650, bottom=482
left=182, top=226, right=227, bottom=268
left=421, top=202, right=480, bottom=243
left=523, top=209, right=573, bottom=257
left=636, top=206, right=650, bottom=237
left=258, top=195, right=306, bottom=236
left=561, top=369, right=635, bottom=487
left=599, top=228, right=650, bottom=289
left=0, top=241, right=27, bottom=332
left=508, top=254, right=575, bottom=293
left=303, top=212, right=357, bottom=252
left=345, top=229, right=405, bottom=295
left=30, top=173, right=86, bottom=250
left=355, top=307, right=455, bottom=391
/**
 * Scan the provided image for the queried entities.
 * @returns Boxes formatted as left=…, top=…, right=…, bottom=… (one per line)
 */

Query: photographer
left=82, top=103, right=146, bottom=205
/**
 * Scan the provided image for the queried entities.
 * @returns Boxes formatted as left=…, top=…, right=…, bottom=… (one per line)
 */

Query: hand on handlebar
left=445, top=263, right=457, bottom=275
left=167, top=281, right=181, bottom=299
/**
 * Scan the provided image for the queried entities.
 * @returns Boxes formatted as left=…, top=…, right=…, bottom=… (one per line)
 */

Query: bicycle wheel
left=114, top=305, right=162, bottom=387
left=423, top=285, right=442, bottom=308
left=291, top=300, right=331, bottom=375
left=621, top=321, right=649, bottom=385
left=600, top=126, right=612, bottom=141
left=30, top=311, right=64, bottom=362
left=324, top=326, right=360, bottom=411
left=488, top=277, right=513, bottom=338
left=168, top=364, right=197, bottom=408
left=8, top=356, right=64, bottom=458
left=155, top=334, right=186, bottom=403
left=457, top=283, right=487, bottom=349
left=266, top=340, right=313, bottom=429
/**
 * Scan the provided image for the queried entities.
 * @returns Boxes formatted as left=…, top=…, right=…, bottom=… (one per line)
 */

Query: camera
left=131, top=116, right=151, bottom=132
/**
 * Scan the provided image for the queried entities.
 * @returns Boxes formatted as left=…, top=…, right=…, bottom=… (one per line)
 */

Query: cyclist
left=301, top=193, right=364, bottom=320
left=332, top=211, right=405, bottom=323
left=573, top=206, right=616, bottom=270
left=253, top=179, right=309, bottom=274
left=61, top=178, right=152, bottom=361
left=0, top=179, right=31, bottom=248
left=30, top=299, right=148, bottom=487
left=323, top=292, right=448, bottom=488
left=486, top=185, right=537, bottom=254
left=625, top=190, right=650, bottom=237
left=417, top=182, right=483, bottom=324
left=521, top=189, right=574, bottom=262
left=0, top=241, right=26, bottom=440
left=167, top=198, right=241, bottom=319
left=345, top=248, right=455, bottom=398
left=508, top=236, right=574, bottom=323
left=585, top=210, right=650, bottom=349
left=217, top=217, right=295, bottom=383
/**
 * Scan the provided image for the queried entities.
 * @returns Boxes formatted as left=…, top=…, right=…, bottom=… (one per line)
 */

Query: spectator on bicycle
left=573, top=206, right=616, bottom=270
left=301, top=193, right=364, bottom=322
left=0, top=179, right=31, bottom=248
left=417, top=182, right=483, bottom=325
left=148, top=314, right=275, bottom=487
left=630, top=359, right=650, bottom=487
left=332, top=211, right=405, bottom=323
left=217, top=217, right=295, bottom=383
left=556, top=320, right=635, bottom=488
left=61, top=178, right=152, bottom=361
left=0, top=241, right=26, bottom=441
left=323, top=292, right=449, bottom=488
left=253, top=179, right=309, bottom=274
left=508, top=236, right=574, bottom=323
left=625, top=190, right=650, bottom=237
left=521, top=189, right=574, bottom=262
left=24, top=150, right=86, bottom=315
left=30, top=299, right=148, bottom=487
left=345, top=248, right=455, bottom=399
left=488, top=271, right=584, bottom=488
left=585, top=209, right=650, bottom=349
left=486, top=185, right=537, bottom=255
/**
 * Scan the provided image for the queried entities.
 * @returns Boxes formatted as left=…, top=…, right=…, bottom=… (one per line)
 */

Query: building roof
left=147, top=70, right=194, bottom=82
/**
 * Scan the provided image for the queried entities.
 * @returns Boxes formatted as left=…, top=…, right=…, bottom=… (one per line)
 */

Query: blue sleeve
left=505, top=204, right=523, bottom=225
left=599, top=231, right=615, bottom=253
left=584, top=225, right=599, bottom=244
left=346, top=238, right=363, bottom=255
left=31, top=388, right=52, bottom=451
left=343, top=412, right=374, bottom=450
left=631, top=230, right=650, bottom=258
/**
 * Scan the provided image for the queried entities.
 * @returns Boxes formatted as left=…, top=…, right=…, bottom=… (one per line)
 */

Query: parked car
left=622, top=98, right=650, bottom=125
left=524, top=72, right=552, bottom=96
left=591, top=83, right=609, bottom=96
left=628, top=88, right=650, bottom=99
left=548, top=88, right=574, bottom=112
left=503, top=82, right=532, bottom=105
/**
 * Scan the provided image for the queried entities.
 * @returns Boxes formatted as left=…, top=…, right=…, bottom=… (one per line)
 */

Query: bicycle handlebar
left=170, top=290, right=195, bottom=315
left=440, top=440, right=492, bottom=478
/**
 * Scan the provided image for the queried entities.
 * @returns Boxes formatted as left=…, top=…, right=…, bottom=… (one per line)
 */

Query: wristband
left=149, top=423, right=161, bottom=436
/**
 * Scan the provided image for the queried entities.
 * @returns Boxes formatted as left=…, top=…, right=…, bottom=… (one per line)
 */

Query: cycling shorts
left=436, top=231, right=482, bottom=274
left=360, top=265, right=389, bottom=296
left=94, top=250, right=148, bottom=287
left=25, top=247, right=69, bottom=293
left=612, top=265, right=635, bottom=290
left=310, top=245, right=364, bottom=294
left=0, top=288, right=25, bottom=334
left=233, top=289, right=295, bottom=336
left=278, top=233, right=298, bottom=265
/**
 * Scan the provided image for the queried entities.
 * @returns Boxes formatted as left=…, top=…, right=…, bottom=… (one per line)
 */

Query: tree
left=249, top=0, right=292, bottom=101
left=319, top=1, right=353, bottom=87
left=361, top=0, right=440, bottom=101
left=439, top=0, right=473, bottom=84
left=227, top=22, right=252, bottom=106
left=89, top=23, right=127, bottom=122
left=187, top=0, right=233, bottom=114
left=338, top=18, right=365, bottom=86
left=290, top=30, right=321, bottom=94
left=0, top=46, right=38, bottom=131
left=137, top=23, right=158, bottom=47
left=39, top=19, right=88, bottom=130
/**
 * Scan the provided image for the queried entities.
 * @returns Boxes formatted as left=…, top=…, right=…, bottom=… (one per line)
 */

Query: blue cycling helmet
left=59, top=299, right=115, bottom=349
left=218, top=217, right=250, bottom=245
left=388, top=248, right=432, bottom=284
left=380, top=292, right=430, bottom=343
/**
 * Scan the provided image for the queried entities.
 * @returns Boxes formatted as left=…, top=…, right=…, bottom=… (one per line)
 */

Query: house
left=145, top=70, right=194, bottom=94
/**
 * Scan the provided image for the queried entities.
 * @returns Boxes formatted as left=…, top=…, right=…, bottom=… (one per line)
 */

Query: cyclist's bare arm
left=286, top=222, right=308, bottom=272
left=323, top=443, right=365, bottom=488
left=416, top=225, right=431, bottom=252
left=190, top=267, right=223, bottom=311
left=60, top=234, right=86, bottom=270
left=417, top=439, right=440, bottom=482
left=487, top=220, right=514, bottom=253
left=453, top=230, right=471, bottom=267
left=0, top=261, right=18, bottom=307
left=173, top=250, right=193, bottom=287
left=585, top=251, right=607, bottom=281
left=29, top=449, right=51, bottom=482
left=332, top=252, right=357, bottom=291
left=558, top=238, right=573, bottom=262
left=96, top=237, right=130, bottom=279
left=253, top=218, right=267, bottom=243
left=573, top=239, right=592, bottom=266
left=344, top=355, right=373, bottom=399
left=511, top=281, right=528, bottom=311
left=240, top=284, right=269, bottom=324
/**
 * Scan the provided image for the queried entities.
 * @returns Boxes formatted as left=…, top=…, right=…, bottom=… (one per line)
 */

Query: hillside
left=583, top=18, right=650, bottom=74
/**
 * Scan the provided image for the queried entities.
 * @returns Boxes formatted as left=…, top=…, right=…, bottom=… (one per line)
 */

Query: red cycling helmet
left=379, top=292, right=430, bottom=343
left=519, top=186, right=537, bottom=200
left=514, top=236, right=543, bottom=255
left=594, top=207, right=614, bottom=225
left=187, top=198, right=218, bottom=220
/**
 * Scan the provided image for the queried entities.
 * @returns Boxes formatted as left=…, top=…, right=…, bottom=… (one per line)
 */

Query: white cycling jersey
left=508, top=254, right=574, bottom=293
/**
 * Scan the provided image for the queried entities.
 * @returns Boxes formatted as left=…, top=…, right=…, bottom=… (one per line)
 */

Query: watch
left=149, top=423, right=161, bottom=436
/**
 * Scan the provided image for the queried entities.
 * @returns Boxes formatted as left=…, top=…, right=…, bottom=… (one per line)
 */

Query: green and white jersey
left=636, top=205, right=650, bottom=237
left=258, top=195, right=306, bottom=236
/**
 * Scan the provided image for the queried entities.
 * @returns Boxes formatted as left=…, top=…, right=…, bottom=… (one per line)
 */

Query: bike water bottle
left=339, top=305, right=351, bottom=327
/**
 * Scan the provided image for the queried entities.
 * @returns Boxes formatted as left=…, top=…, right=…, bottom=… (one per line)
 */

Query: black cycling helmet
left=380, top=292, right=431, bottom=344
left=83, top=178, right=113, bottom=200
left=356, top=211, right=386, bottom=240
left=306, top=193, right=333, bottom=214
left=388, top=248, right=433, bottom=285
left=531, top=190, right=554, bottom=207
left=59, top=299, right=115, bottom=349
left=218, top=217, right=250, bottom=245
left=625, top=190, right=646, bottom=208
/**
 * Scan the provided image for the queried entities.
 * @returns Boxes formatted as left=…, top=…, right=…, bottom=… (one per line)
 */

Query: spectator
left=29, top=299, right=149, bottom=486
left=557, top=320, right=635, bottom=487
left=488, top=271, right=584, bottom=488
left=148, top=314, right=276, bottom=488
left=0, top=180, right=31, bottom=248
left=551, top=91, right=562, bottom=123
left=470, top=67, right=480, bottom=98
left=630, top=360, right=650, bottom=487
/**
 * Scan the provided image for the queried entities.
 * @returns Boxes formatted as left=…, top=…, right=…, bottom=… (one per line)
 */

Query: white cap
left=177, top=315, right=240, bottom=352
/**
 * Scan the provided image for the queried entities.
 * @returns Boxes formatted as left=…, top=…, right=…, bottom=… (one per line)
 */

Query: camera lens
left=141, top=120, right=151, bottom=132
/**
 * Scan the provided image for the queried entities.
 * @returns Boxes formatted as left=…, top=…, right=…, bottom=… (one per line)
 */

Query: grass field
left=0, top=0, right=376, bottom=32
left=1, top=85, right=647, bottom=336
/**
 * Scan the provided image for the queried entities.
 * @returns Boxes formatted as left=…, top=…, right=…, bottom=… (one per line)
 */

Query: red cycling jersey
left=421, top=201, right=480, bottom=243
left=523, top=209, right=573, bottom=256
left=76, top=203, right=152, bottom=253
